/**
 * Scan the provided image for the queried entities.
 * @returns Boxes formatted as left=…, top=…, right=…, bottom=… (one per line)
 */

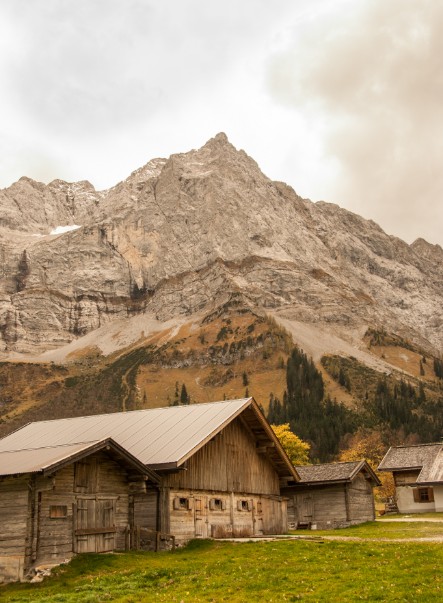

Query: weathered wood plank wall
left=283, top=475, right=376, bottom=530
left=163, top=417, right=280, bottom=495
left=1, top=450, right=145, bottom=582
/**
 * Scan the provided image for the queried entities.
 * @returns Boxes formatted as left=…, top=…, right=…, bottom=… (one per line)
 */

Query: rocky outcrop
left=1, top=133, right=442, bottom=355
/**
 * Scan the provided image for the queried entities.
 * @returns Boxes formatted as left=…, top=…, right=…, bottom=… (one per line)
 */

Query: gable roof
left=0, top=398, right=298, bottom=480
left=0, top=438, right=159, bottom=482
left=378, top=443, right=443, bottom=484
left=292, top=460, right=380, bottom=486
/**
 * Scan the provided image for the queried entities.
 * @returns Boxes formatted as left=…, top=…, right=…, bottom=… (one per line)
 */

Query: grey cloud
left=2, top=0, right=295, bottom=138
left=267, top=0, right=443, bottom=245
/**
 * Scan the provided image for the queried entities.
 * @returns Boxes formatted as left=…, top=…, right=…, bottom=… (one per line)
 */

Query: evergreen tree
left=434, top=357, right=443, bottom=379
left=180, top=383, right=190, bottom=405
left=267, top=346, right=355, bottom=461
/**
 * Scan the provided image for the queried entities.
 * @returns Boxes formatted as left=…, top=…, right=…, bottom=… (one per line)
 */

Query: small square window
left=209, top=498, right=226, bottom=511
left=237, top=499, right=251, bottom=511
left=49, top=505, right=68, bottom=518
left=173, top=496, right=193, bottom=510
left=413, top=487, right=434, bottom=503
left=419, top=488, right=430, bottom=502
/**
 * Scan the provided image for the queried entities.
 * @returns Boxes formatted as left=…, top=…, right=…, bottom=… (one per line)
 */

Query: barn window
left=173, top=496, right=193, bottom=510
left=413, top=487, right=434, bottom=503
left=49, top=505, right=68, bottom=519
left=237, top=499, right=251, bottom=511
left=209, top=498, right=226, bottom=511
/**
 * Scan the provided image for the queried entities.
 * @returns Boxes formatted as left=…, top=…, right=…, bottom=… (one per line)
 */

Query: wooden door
left=75, top=498, right=116, bottom=553
left=194, top=497, right=207, bottom=538
left=298, top=494, right=314, bottom=521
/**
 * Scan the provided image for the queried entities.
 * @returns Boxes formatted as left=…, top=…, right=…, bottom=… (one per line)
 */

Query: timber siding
left=0, top=477, right=29, bottom=582
left=167, top=489, right=287, bottom=541
left=163, top=418, right=280, bottom=495
left=0, top=448, right=155, bottom=582
left=36, top=452, right=132, bottom=559
left=283, top=461, right=378, bottom=530
left=160, top=417, right=286, bottom=541
left=393, top=470, right=421, bottom=486
left=348, top=473, right=376, bottom=523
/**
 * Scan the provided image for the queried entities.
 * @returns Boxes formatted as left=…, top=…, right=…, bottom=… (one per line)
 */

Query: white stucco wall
left=396, top=485, right=438, bottom=513
left=433, top=485, right=443, bottom=512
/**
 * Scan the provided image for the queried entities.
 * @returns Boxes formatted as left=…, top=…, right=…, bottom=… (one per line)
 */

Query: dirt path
left=377, top=517, right=443, bottom=523
left=320, top=535, right=443, bottom=543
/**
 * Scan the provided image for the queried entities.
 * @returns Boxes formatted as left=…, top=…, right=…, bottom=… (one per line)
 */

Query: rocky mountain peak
left=0, top=135, right=442, bottom=358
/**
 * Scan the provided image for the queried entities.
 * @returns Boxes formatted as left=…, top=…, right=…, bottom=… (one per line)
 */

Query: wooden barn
left=378, top=443, right=443, bottom=513
left=0, top=438, right=159, bottom=583
left=282, top=460, right=380, bottom=530
left=0, top=398, right=298, bottom=582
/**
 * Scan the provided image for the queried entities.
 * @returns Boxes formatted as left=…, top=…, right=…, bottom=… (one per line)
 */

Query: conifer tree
left=180, top=383, right=190, bottom=405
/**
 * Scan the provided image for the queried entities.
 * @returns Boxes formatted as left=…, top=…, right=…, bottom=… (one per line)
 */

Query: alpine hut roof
left=0, top=437, right=159, bottom=481
left=378, top=443, right=443, bottom=485
left=0, top=398, right=298, bottom=480
left=294, top=460, right=380, bottom=486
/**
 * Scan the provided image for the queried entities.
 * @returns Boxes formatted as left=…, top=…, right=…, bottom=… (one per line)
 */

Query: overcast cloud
left=0, top=0, right=441, bottom=246
left=267, top=0, right=443, bottom=245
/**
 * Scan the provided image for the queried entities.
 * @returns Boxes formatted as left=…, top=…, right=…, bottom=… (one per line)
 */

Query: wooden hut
left=378, top=443, right=443, bottom=513
left=0, top=438, right=159, bottom=583
left=282, top=460, right=380, bottom=529
left=0, top=398, right=298, bottom=581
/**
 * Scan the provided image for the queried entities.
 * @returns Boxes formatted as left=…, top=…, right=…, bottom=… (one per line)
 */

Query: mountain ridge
left=0, top=133, right=442, bottom=358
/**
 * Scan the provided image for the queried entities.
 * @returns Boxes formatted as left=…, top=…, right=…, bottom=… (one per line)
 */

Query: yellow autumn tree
left=339, top=429, right=394, bottom=500
left=271, top=423, right=311, bottom=466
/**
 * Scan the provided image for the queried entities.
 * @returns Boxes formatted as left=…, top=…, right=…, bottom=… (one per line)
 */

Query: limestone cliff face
left=1, top=133, right=442, bottom=354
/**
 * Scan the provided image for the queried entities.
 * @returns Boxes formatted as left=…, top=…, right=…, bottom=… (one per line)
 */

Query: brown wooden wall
left=393, top=470, right=420, bottom=486
left=163, top=417, right=280, bottom=495
left=0, top=476, right=29, bottom=582
left=348, top=474, right=375, bottom=523
left=166, top=488, right=287, bottom=542
left=1, top=450, right=146, bottom=582
left=35, top=452, right=133, bottom=562
left=156, top=417, right=287, bottom=542
left=283, top=474, right=376, bottom=530
left=284, top=484, right=347, bottom=528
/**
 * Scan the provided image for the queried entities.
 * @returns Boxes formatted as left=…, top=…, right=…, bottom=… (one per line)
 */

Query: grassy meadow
left=2, top=531, right=443, bottom=602
left=310, top=519, right=443, bottom=539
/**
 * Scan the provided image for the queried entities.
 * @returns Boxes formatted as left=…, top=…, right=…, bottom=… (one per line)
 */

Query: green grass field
left=310, top=519, right=443, bottom=539
left=2, top=534, right=443, bottom=602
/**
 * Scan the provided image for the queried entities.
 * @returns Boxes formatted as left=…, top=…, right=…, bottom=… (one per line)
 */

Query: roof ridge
left=0, top=439, right=104, bottom=454
left=295, top=459, right=362, bottom=468
left=7, top=398, right=253, bottom=427
left=389, top=442, right=442, bottom=449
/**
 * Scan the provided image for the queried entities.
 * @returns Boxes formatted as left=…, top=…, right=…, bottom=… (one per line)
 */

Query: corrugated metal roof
left=0, top=440, right=102, bottom=476
left=378, top=443, right=443, bottom=485
left=0, top=398, right=263, bottom=471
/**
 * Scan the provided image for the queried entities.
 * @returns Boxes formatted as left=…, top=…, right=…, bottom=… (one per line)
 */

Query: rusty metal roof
left=0, top=438, right=159, bottom=480
left=378, top=443, right=443, bottom=484
left=0, top=398, right=298, bottom=479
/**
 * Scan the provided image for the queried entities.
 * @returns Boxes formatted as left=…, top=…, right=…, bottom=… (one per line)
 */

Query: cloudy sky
left=1, top=0, right=441, bottom=246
